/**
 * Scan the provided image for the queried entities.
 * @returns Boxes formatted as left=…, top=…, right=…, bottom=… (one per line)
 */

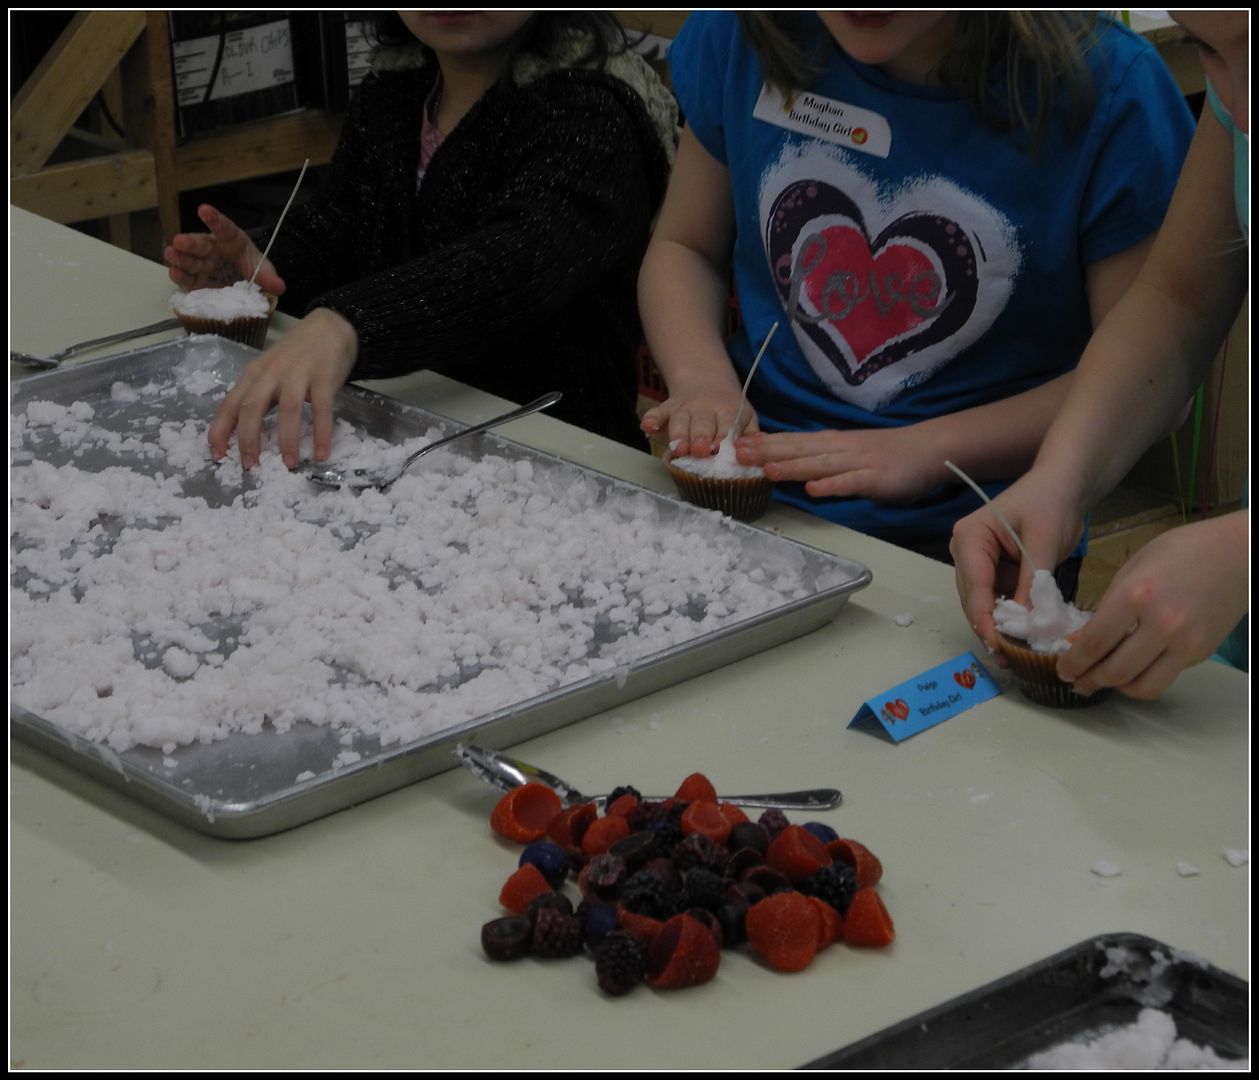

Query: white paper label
left=753, top=84, right=891, bottom=159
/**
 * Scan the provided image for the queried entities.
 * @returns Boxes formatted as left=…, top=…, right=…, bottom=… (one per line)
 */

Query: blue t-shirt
left=669, top=13, right=1195, bottom=546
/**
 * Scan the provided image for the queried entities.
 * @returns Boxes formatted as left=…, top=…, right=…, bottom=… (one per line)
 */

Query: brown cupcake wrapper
left=996, top=631, right=1111, bottom=709
left=175, top=292, right=277, bottom=350
left=665, top=459, right=774, bottom=523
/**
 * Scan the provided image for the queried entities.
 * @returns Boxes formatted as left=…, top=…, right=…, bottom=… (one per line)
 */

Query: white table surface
left=8, top=207, right=1250, bottom=1069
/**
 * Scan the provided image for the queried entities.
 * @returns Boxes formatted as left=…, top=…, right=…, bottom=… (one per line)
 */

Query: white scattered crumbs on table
left=1221, top=848, right=1248, bottom=867
left=1175, top=861, right=1201, bottom=877
left=892, top=612, right=913, bottom=627
left=1091, top=859, right=1123, bottom=878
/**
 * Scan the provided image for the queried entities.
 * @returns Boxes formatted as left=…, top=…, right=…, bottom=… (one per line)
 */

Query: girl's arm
left=638, top=127, right=746, bottom=458
left=734, top=232, right=1155, bottom=502
left=953, top=108, right=1249, bottom=653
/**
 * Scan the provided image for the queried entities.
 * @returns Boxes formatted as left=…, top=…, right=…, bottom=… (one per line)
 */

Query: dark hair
left=369, top=11, right=631, bottom=74
left=739, top=12, right=1101, bottom=152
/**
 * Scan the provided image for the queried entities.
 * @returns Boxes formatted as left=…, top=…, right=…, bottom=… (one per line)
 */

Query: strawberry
left=490, top=782, right=563, bottom=844
left=807, top=895, right=843, bottom=950
left=605, top=792, right=640, bottom=818
left=617, top=905, right=665, bottom=948
left=745, top=890, right=821, bottom=972
left=679, top=799, right=732, bottom=845
left=647, top=913, right=721, bottom=989
left=546, top=802, right=597, bottom=851
left=718, top=802, right=750, bottom=828
left=843, top=888, right=894, bottom=947
left=674, top=772, right=719, bottom=803
left=826, top=838, right=883, bottom=887
left=498, top=862, right=553, bottom=914
left=581, top=813, right=631, bottom=856
left=766, top=825, right=832, bottom=882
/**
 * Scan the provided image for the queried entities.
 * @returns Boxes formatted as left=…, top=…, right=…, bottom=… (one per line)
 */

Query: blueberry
left=519, top=839, right=571, bottom=888
left=802, top=821, right=839, bottom=844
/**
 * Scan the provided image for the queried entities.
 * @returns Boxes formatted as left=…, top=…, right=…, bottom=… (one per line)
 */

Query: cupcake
left=665, top=433, right=774, bottom=523
left=169, top=280, right=276, bottom=349
left=992, top=569, right=1110, bottom=708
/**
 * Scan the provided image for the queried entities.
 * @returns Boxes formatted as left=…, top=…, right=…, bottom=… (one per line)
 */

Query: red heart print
left=954, top=670, right=976, bottom=689
left=885, top=698, right=910, bottom=721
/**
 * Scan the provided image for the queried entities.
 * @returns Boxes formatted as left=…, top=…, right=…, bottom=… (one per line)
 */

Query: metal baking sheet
left=10, top=337, right=871, bottom=839
left=801, top=933, right=1249, bottom=1069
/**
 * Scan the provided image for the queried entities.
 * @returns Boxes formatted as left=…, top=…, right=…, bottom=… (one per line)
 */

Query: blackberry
left=801, top=862, right=858, bottom=915
left=640, top=857, right=682, bottom=894
left=594, top=931, right=648, bottom=996
left=671, top=833, right=729, bottom=876
left=608, top=830, right=656, bottom=871
left=621, top=871, right=678, bottom=920
left=758, top=808, right=790, bottom=839
left=606, top=784, right=642, bottom=804
left=646, top=817, right=684, bottom=859
left=683, top=867, right=725, bottom=912
left=726, top=846, right=768, bottom=882
left=531, top=907, right=584, bottom=958
left=480, top=916, right=533, bottom=961
left=627, top=800, right=670, bottom=832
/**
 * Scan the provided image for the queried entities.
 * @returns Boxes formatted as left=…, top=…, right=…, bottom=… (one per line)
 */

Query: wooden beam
left=9, top=151, right=158, bottom=224
left=10, top=11, right=146, bottom=176
left=174, top=111, right=343, bottom=191
left=121, top=13, right=181, bottom=244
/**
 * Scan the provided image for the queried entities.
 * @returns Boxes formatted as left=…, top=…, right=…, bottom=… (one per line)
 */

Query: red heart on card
left=954, top=669, right=976, bottom=689
left=885, top=698, right=910, bottom=721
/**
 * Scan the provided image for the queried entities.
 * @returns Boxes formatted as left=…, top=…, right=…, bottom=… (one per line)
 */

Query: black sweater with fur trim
left=265, top=61, right=673, bottom=449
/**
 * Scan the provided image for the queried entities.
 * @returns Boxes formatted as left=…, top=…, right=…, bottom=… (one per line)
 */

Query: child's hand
left=208, top=308, right=358, bottom=470
left=950, top=479, right=1085, bottom=654
left=1057, top=513, right=1248, bottom=699
left=164, top=204, right=286, bottom=297
left=734, top=426, right=951, bottom=504
left=640, top=382, right=756, bottom=458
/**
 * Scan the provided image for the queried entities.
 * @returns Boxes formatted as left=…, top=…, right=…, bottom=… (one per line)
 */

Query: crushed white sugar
left=1091, top=859, right=1123, bottom=878
left=169, top=280, right=269, bottom=318
left=669, top=433, right=764, bottom=479
left=893, top=612, right=913, bottom=627
left=1175, top=861, right=1201, bottom=877
left=1023, top=1008, right=1247, bottom=1070
left=1221, top=848, right=1248, bottom=867
left=11, top=357, right=817, bottom=755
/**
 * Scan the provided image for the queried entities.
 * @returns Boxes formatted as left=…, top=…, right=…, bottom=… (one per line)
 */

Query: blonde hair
left=739, top=12, right=1100, bottom=152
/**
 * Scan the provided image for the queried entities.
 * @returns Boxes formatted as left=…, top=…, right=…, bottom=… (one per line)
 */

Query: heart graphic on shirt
left=766, top=179, right=981, bottom=389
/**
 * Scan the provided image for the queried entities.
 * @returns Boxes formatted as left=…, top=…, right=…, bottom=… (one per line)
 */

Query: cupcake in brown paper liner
left=170, top=281, right=277, bottom=349
left=665, top=435, right=773, bottom=523
left=993, top=569, right=1110, bottom=708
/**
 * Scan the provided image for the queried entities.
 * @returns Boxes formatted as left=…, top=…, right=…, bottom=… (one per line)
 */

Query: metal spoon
left=303, top=391, right=562, bottom=492
left=454, top=742, right=842, bottom=810
left=11, top=317, right=184, bottom=370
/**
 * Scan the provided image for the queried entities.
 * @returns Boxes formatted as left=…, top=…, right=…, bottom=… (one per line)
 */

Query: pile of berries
left=479, top=771, right=893, bottom=995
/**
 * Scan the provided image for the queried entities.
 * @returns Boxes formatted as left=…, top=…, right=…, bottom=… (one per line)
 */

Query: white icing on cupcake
left=993, top=569, right=1091, bottom=654
left=170, top=280, right=270, bottom=319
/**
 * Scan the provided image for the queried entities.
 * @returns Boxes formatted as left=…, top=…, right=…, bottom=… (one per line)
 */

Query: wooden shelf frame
left=10, top=11, right=342, bottom=253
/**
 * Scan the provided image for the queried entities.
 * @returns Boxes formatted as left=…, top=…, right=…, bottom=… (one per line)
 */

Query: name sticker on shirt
left=753, top=84, right=892, bottom=158
left=849, top=652, right=1000, bottom=742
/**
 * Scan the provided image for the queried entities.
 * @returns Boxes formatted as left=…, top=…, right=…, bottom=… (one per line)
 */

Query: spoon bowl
left=304, top=391, right=562, bottom=492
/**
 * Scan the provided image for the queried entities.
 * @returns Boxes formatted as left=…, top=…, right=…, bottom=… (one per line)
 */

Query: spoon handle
left=392, top=390, right=563, bottom=483
left=13, top=317, right=183, bottom=366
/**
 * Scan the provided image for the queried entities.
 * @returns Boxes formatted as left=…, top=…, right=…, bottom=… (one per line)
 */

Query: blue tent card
left=850, top=652, right=1000, bottom=742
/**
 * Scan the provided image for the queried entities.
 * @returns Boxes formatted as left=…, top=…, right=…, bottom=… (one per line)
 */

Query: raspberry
left=727, top=846, right=768, bottom=881
left=480, top=915, right=533, bottom=961
left=608, top=830, right=656, bottom=870
left=758, top=808, right=790, bottom=839
left=843, top=888, right=894, bottom=947
left=745, top=890, right=821, bottom=972
left=800, top=862, right=857, bottom=915
left=671, top=833, right=728, bottom=876
left=531, top=907, right=584, bottom=958
left=582, top=852, right=628, bottom=901
left=594, top=931, right=648, bottom=996
left=490, top=783, right=563, bottom=844
left=647, top=913, right=721, bottom=989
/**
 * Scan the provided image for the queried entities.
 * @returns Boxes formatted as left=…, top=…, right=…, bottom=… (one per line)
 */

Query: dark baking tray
left=801, top=933, right=1248, bottom=1069
left=11, top=338, right=872, bottom=839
